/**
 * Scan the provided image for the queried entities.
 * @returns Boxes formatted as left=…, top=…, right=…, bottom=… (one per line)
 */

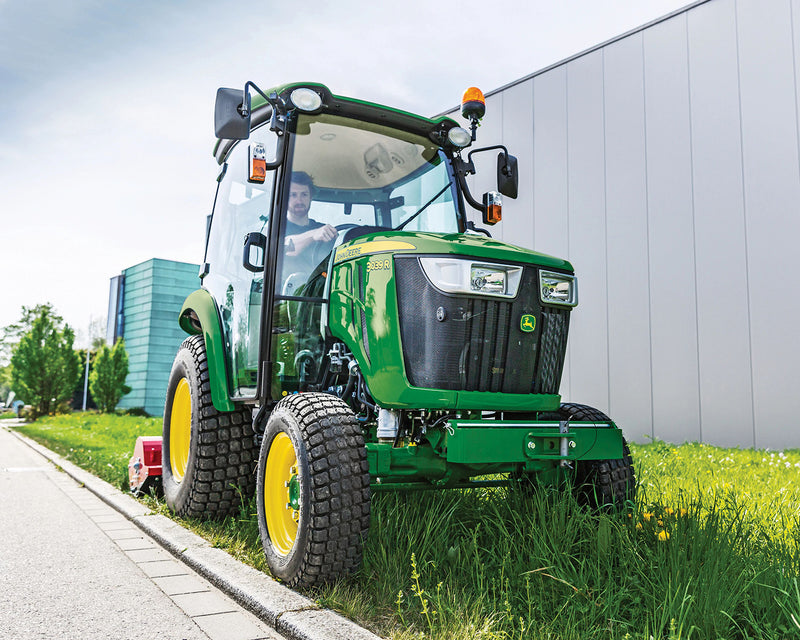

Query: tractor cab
left=201, top=83, right=508, bottom=404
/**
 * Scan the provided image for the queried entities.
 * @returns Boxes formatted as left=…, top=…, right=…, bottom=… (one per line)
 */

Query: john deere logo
left=520, top=314, right=536, bottom=332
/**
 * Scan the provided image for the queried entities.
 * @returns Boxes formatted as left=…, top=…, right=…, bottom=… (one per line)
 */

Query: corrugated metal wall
left=450, top=0, right=800, bottom=448
left=117, top=259, right=200, bottom=417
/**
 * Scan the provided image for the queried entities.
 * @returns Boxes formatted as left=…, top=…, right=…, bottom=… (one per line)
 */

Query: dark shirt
left=285, top=217, right=324, bottom=237
left=282, top=217, right=327, bottom=277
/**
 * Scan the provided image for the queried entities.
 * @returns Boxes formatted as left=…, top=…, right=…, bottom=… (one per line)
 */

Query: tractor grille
left=394, top=257, right=570, bottom=395
left=532, top=307, right=570, bottom=393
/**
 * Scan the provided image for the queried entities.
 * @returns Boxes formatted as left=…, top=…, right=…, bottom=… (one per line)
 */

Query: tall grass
left=325, top=483, right=799, bottom=639
left=10, top=414, right=800, bottom=639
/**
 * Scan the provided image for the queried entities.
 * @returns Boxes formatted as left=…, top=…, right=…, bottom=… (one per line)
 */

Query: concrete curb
left=7, top=426, right=382, bottom=640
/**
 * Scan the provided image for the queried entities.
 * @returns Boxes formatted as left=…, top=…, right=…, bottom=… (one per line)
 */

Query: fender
left=178, top=289, right=235, bottom=412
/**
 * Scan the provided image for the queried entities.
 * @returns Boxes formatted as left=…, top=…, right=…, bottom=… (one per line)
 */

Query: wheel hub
left=287, top=471, right=300, bottom=512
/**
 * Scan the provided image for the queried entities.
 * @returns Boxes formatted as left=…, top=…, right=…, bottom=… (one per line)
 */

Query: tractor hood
left=326, top=229, right=574, bottom=412
left=332, top=230, right=574, bottom=273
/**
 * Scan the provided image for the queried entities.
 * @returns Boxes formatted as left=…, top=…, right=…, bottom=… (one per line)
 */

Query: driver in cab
left=283, top=171, right=337, bottom=274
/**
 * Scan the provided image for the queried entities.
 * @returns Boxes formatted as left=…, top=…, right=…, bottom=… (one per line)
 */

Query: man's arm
left=285, top=224, right=337, bottom=256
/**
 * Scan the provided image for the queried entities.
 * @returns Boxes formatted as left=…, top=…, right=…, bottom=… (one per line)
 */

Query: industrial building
left=106, top=258, right=199, bottom=416
left=446, top=0, right=800, bottom=448
left=105, top=0, right=798, bottom=447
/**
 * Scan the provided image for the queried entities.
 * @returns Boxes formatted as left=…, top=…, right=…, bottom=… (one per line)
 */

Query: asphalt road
left=0, top=425, right=280, bottom=640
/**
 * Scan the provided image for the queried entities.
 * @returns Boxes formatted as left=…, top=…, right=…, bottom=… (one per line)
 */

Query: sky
left=0, top=0, right=692, bottom=347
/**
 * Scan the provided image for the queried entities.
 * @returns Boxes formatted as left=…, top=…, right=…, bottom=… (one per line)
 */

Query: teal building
left=107, top=258, right=199, bottom=416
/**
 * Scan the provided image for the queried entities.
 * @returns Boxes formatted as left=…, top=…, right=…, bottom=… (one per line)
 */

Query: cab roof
left=213, top=81, right=459, bottom=164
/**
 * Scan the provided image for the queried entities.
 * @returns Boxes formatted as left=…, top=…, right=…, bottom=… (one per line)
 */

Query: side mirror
left=497, top=153, right=518, bottom=199
left=215, top=88, right=251, bottom=140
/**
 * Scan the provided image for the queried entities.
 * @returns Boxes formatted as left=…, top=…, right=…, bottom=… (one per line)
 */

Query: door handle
left=243, top=232, right=267, bottom=273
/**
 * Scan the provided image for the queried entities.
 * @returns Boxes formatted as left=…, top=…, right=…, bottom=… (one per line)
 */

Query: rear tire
left=162, top=335, right=257, bottom=519
left=544, top=403, right=636, bottom=507
left=256, top=393, right=370, bottom=588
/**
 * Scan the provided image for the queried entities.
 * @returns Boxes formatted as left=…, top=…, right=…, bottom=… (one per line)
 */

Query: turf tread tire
left=162, top=334, right=257, bottom=519
left=257, top=393, right=370, bottom=588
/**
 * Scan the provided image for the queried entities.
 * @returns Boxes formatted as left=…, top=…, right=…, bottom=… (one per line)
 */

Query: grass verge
left=11, top=413, right=800, bottom=639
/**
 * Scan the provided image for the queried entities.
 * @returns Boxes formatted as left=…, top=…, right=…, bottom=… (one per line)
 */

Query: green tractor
left=161, top=81, right=635, bottom=588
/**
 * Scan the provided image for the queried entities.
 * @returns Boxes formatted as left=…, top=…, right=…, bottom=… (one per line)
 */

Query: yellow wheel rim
left=169, top=378, right=192, bottom=483
left=264, top=432, right=300, bottom=556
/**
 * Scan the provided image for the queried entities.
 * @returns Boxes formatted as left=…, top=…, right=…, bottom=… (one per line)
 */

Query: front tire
left=559, top=403, right=636, bottom=507
left=256, top=393, right=370, bottom=588
left=162, top=335, right=257, bottom=519
left=533, top=403, right=635, bottom=507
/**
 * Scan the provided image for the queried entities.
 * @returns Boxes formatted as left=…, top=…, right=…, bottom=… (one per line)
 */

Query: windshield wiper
left=394, top=181, right=452, bottom=231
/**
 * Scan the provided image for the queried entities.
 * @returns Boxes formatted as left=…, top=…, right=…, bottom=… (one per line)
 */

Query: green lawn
left=11, top=413, right=800, bottom=640
left=13, top=412, right=163, bottom=489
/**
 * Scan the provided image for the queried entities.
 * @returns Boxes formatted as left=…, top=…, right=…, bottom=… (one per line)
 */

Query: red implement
left=128, top=436, right=163, bottom=496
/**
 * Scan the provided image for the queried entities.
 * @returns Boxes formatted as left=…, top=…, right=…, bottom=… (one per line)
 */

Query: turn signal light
left=483, top=191, right=502, bottom=225
left=249, top=142, right=266, bottom=183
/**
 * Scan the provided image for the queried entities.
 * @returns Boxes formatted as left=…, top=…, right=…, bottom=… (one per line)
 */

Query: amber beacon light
left=461, top=87, right=486, bottom=120
left=461, top=87, right=486, bottom=141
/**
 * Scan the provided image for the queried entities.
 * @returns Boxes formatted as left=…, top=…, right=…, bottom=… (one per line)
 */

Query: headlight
left=420, top=258, right=522, bottom=298
left=471, top=265, right=506, bottom=295
left=539, top=271, right=578, bottom=307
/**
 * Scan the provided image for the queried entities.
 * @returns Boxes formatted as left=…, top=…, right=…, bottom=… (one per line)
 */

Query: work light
left=290, top=88, right=323, bottom=112
left=447, top=127, right=472, bottom=148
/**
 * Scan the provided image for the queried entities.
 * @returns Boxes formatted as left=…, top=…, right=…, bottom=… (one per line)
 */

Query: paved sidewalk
left=1, top=423, right=381, bottom=640
left=0, top=425, right=282, bottom=640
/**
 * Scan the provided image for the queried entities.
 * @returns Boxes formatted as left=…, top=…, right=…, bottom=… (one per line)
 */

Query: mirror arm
left=467, top=144, right=511, bottom=174
left=240, top=81, right=272, bottom=118
left=453, top=155, right=485, bottom=213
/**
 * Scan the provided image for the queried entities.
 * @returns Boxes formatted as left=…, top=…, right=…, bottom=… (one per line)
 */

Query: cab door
left=203, top=124, right=279, bottom=398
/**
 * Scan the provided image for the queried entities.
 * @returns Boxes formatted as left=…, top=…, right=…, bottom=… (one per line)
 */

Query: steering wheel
left=309, top=223, right=361, bottom=267
left=334, top=223, right=360, bottom=232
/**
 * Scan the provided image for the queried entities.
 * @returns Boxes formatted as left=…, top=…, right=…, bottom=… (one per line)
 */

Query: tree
left=10, top=307, right=80, bottom=417
left=1, top=303, right=63, bottom=367
left=89, top=338, right=131, bottom=413
left=0, top=363, right=11, bottom=405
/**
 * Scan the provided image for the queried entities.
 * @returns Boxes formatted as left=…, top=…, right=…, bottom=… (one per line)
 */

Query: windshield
left=288, top=113, right=460, bottom=234
left=266, top=114, right=462, bottom=401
